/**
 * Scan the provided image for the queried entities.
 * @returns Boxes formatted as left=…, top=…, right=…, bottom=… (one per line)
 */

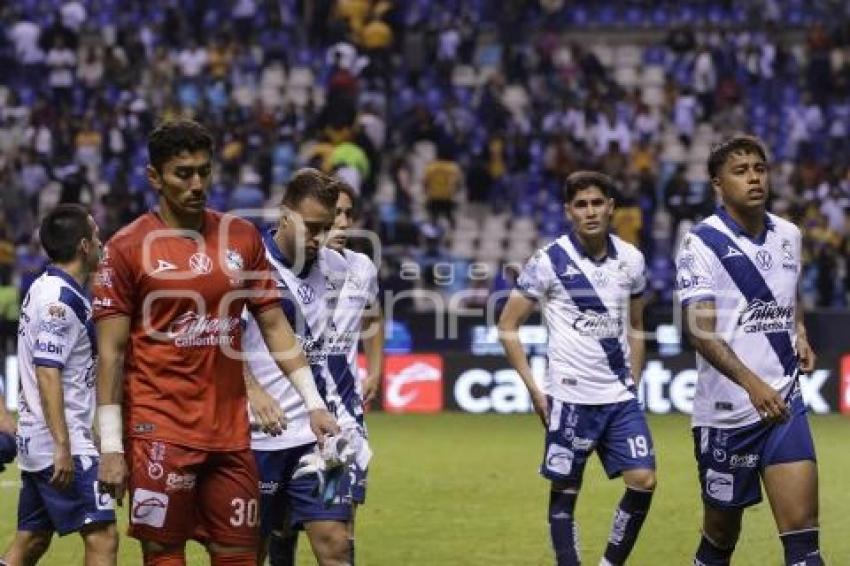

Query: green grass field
left=1, top=413, right=848, bottom=564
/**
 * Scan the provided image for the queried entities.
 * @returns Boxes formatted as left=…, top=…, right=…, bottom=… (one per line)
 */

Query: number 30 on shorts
left=229, top=497, right=259, bottom=527
left=627, top=435, right=650, bottom=458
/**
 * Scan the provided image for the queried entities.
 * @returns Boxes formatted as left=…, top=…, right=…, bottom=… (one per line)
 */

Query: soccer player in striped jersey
left=2, top=205, right=117, bottom=566
left=676, top=135, right=822, bottom=565
left=499, top=172, right=656, bottom=566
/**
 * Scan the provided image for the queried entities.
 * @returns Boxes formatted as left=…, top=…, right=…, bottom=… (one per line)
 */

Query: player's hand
left=247, top=384, right=287, bottom=436
left=50, top=444, right=74, bottom=490
left=98, top=451, right=128, bottom=505
left=797, top=334, right=817, bottom=373
left=308, top=409, right=340, bottom=446
left=746, top=378, right=789, bottom=423
left=530, top=388, right=549, bottom=428
left=362, top=374, right=380, bottom=406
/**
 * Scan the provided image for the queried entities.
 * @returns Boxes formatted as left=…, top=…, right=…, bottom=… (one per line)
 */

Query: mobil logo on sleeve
left=382, top=355, right=444, bottom=413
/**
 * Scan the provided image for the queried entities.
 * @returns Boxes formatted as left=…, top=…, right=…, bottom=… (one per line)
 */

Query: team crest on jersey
left=297, top=282, right=316, bottom=304
left=755, top=249, right=773, bottom=271
left=781, top=239, right=796, bottom=271
left=189, top=252, right=213, bottom=275
left=47, top=303, right=66, bottom=320
left=225, top=249, right=244, bottom=271
left=346, top=273, right=365, bottom=290
left=95, top=267, right=113, bottom=288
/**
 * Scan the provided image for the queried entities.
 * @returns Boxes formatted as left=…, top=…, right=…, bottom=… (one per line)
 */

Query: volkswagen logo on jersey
left=297, top=282, right=316, bottom=304
left=189, top=252, right=213, bottom=275
left=755, top=249, right=773, bottom=271
left=591, top=269, right=608, bottom=287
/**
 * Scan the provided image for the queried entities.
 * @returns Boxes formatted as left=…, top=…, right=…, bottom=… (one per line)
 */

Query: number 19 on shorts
left=627, top=435, right=650, bottom=458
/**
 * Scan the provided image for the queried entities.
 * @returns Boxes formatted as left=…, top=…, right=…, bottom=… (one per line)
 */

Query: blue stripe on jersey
left=545, top=243, right=632, bottom=389
left=58, top=286, right=96, bottom=358
left=692, top=223, right=799, bottom=377
left=327, top=354, right=363, bottom=422
left=32, top=357, right=64, bottom=369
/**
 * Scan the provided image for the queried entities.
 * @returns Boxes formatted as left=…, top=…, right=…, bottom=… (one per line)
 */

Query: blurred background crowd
left=1, top=0, right=850, bottom=334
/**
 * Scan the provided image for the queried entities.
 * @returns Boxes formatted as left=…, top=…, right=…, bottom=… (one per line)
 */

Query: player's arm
left=243, top=364, right=285, bottom=436
left=360, top=300, right=384, bottom=406
left=35, top=365, right=73, bottom=489
left=254, top=306, right=340, bottom=439
left=795, top=295, right=816, bottom=373
left=0, top=388, right=14, bottom=435
left=498, top=290, right=547, bottom=426
left=627, top=294, right=645, bottom=387
left=95, top=314, right=130, bottom=502
left=682, top=299, right=789, bottom=422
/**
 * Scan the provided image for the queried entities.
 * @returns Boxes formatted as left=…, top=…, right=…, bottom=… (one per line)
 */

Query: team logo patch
left=755, top=250, right=773, bottom=271
left=225, top=249, right=244, bottom=271
left=93, top=482, right=115, bottom=511
left=47, top=303, right=66, bottom=320
left=95, top=268, right=114, bottom=288
left=189, top=252, right=213, bottom=275
left=545, top=443, right=574, bottom=476
left=131, top=488, right=169, bottom=527
left=297, top=282, right=315, bottom=304
left=705, top=469, right=734, bottom=502
left=712, top=448, right=727, bottom=463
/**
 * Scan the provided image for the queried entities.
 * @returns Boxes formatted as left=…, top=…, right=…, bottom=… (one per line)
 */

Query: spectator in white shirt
left=45, top=35, right=76, bottom=108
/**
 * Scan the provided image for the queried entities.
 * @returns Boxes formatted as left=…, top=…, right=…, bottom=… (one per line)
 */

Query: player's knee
left=141, top=541, right=186, bottom=566
left=20, top=531, right=53, bottom=561
left=703, top=513, right=741, bottom=548
left=551, top=479, right=580, bottom=493
left=310, top=525, right=351, bottom=564
left=625, top=469, right=656, bottom=492
left=82, top=522, right=119, bottom=556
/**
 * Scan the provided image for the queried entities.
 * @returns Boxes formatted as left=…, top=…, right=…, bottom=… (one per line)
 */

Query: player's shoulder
left=767, top=213, right=800, bottom=238
left=106, top=212, right=158, bottom=250
left=342, top=248, right=377, bottom=275
left=608, top=233, right=645, bottom=264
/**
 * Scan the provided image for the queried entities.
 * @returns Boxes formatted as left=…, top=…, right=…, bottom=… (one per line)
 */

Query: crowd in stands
left=1, top=0, right=850, bottom=327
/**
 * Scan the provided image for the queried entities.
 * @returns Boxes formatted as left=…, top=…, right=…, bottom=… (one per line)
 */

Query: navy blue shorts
left=351, top=463, right=367, bottom=505
left=0, top=432, right=15, bottom=471
left=693, top=395, right=816, bottom=509
left=254, top=443, right=352, bottom=535
left=18, top=455, right=116, bottom=535
left=541, top=397, right=656, bottom=483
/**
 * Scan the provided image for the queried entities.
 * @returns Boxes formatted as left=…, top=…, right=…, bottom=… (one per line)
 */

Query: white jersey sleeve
left=516, top=250, right=555, bottom=300
left=629, top=252, right=647, bottom=297
left=30, top=298, right=82, bottom=370
left=674, top=233, right=719, bottom=306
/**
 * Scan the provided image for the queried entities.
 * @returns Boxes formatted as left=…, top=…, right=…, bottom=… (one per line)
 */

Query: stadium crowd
left=1, top=0, right=850, bottom=325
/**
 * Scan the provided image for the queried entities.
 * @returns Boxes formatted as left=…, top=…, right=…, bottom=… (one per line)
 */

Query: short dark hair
left=707, top=135, right=768, bottom=179
left=563, top=171, right=616, bottom=203
left=327, top=177, right=360, bottom=218
left=40, top=204, right=92, bottom=263
left=281, top=168, right=339, bottom=211
left=148, top=119, right=214, bottom=171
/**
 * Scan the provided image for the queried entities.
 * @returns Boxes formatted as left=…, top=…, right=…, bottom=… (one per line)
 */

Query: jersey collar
left=566, top=228, right=618, bottom=264
left=716, top=206, right=775, bottom=245
left=46, top=265, right=86, bottom=297
left=262, top=228, right=315, bottom=279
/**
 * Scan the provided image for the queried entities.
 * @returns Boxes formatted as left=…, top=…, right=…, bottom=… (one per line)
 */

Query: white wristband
left=97, top=404, right=124, bottom=453
left=289, top=366, right=326, bottom=411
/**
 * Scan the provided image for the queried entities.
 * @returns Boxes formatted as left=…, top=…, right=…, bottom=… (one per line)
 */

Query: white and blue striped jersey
left=16, top=266, right=98, bottom=471
left=329, top=249, right=379, bottom=404
left=243, top=230, right=357, bottom=451
left=675, top=208, right=802, bottom=428
left=516, top=231, right=646, bottom=405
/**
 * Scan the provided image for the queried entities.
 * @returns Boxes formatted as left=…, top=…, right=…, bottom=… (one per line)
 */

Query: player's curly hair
left=562, top=170, right=616, bottom=203
left=147, top=119, right=214, bottom=172
left=281, top=168, right=339, bottom=211
left=707, top=135, right=768, bottom=179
